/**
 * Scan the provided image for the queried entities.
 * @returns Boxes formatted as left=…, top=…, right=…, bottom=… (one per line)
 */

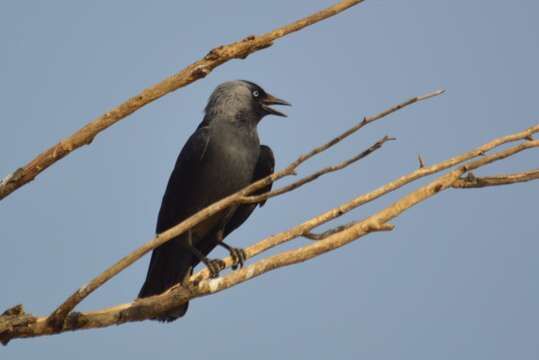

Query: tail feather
left=138, top=239, right=193, bottom=321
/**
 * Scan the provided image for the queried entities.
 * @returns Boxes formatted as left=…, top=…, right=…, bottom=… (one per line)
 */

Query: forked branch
left=2, top=106, right=538, bottom=345
left=452, top=168, right=539, bottom=188
left=2, top=123, right=537, bottom=344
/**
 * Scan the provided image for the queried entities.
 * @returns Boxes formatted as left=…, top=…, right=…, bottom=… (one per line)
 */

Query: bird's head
left=204, top=80, right=291, bottom=124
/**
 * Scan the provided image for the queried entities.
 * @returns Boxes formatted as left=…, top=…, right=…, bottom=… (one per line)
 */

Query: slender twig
left=0, top=0, right=365, bottom=201
left=242, top=135, right=396, bottom=204
left=452, top=168, right=539, bottom=188
left=281, top=90, right=445, bottom=173
left=418, top=154, right=425, bottom=168
left=304, top=221, right=359, bottom=240
left=3, top=132, right=538, bottom=344
left=45, top=90, right=443, bottom=328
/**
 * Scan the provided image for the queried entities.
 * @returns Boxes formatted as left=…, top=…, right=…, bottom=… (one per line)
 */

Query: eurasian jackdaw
left=138, top=80, right=290, bottom=321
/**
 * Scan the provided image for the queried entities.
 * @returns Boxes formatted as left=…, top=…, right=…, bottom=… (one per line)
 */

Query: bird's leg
left=181, top=265, right=194, bottom=286
left=180, top=231, right=195, bottom=285
left=181, top=230, right=225, bottom=278
left=215, top=228, right=246, bottom=270
left=186, top=245, right=225, bottom=278
left=187, top=229, right=193, bottom=247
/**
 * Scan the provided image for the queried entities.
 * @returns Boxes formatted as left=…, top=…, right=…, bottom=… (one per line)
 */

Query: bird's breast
left=198, top=131, right=260, bottom=205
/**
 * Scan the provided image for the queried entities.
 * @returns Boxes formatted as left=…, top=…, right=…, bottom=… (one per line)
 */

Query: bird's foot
left=206, top=259, right=226, bottom=278
left=230, top=247, right=247, bottom=270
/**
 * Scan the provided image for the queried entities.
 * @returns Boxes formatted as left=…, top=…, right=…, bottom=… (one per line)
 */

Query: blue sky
left=1, top=1, right=538, bottom=359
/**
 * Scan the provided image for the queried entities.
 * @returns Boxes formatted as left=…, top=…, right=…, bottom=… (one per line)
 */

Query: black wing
left=223, top=144, right=275, bottom=237
left=156, top=127, right=210, bottom=233
left=139, top=126, right=210, bottom=300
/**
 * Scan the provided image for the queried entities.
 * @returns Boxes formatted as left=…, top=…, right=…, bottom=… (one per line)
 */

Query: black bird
left=138, top=80, right=290, bottom=321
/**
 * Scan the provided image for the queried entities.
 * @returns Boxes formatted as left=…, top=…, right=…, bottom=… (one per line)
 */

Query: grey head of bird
left=204, top=80, right=291, bottom=125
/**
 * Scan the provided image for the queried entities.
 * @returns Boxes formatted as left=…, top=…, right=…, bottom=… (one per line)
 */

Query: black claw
left=207, top=259, right=225, bottom=278
left=230, top=248, right=246, bottom=270
left=239, top=249, right=246, bottom=266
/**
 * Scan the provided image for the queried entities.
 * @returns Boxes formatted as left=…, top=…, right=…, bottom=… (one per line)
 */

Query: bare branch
left=3, top=128, right=537, bottom=344
left=452, top=168, right=539, bottom=188
left=0, top=0, right=365, bottom=201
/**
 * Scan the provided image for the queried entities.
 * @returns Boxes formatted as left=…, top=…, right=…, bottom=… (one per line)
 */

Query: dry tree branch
left=452, top=168, right=539, bottom=188
left=2, top=126, right=537, bottom=344
left=44, top=90, right=442, bottom=328
left=0, top=0, right=364, bottom=201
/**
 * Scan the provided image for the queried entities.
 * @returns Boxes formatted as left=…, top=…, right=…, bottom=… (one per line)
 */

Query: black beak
left=261, top=93, right=291, bottom=117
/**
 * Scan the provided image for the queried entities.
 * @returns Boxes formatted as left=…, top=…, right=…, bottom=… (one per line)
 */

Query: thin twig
left=304, top=221, right=359, bottom=240
left=282, top=90, right=445, bottom=173
left=242, top=135, right=396, bottom=204
left=0, top=0, right=365, bottom=201
left=418, top=154, right=425, bottom=168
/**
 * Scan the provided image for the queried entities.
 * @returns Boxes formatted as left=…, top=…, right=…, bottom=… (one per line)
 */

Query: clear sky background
left=1, top=1, right=538, bottom=359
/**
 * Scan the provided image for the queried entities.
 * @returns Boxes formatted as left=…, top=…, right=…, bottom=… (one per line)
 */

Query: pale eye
left=252, top=90, right=260, bottom=98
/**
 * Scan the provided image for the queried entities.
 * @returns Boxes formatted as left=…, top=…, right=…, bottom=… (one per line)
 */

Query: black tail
left=138, top=239, right=193, bottom=322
